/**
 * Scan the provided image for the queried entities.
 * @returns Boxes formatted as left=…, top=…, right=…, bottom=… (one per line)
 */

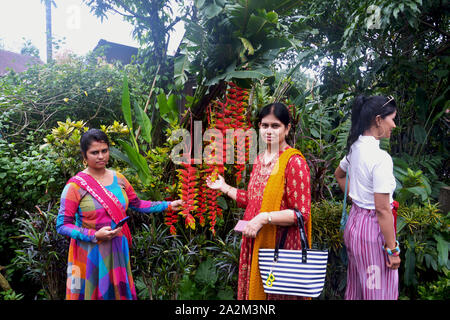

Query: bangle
left=383, top=240, right=400, bottom=256
left=267, top=212, right=272, bottom=224
left=167, top=203, right=173, bottom=211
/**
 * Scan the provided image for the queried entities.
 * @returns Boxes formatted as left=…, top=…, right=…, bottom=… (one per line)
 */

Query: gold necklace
left=86, top=169, right=108, bottom=184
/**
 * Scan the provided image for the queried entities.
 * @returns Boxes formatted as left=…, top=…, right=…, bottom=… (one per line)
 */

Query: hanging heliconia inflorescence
left=166, top=82, right=251, bottom=236
left=214, top=82, right=252, bottom=184
left=164, top=205, right=178, bottom=235
left=176, top=158, right=197, bottom=230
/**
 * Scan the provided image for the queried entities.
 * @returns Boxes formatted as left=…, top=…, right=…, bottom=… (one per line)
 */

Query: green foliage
left=12, top=207, right=69, bottom=300
left=394, top=158, right=433, bottom=205
left=311, top=200, right=345, bottom=253
left=43, top=118, right=130, bottom=177
left=310, top=200, right=347, bottom=299
left=0, top=134, right=62, bottom=218
left=293, top=93, right=352, bottom=201
left=20, top=38, right=40, bottom=58
left=417, top=269, right=450, bottom=300
left=0, top=54, right=143, bottom=145
left=131, top=218, right=190, bottom=300
left=0, top=288, right=24, bottom=301
left=178, top=257, right=234, bottom=300
left=131, top=214, right=237, bottom=300
left=176, top=0, right=301, bottom=89
left=396, top=203, right=449, bottom=298
left=114, top=74, right=180, bottom=191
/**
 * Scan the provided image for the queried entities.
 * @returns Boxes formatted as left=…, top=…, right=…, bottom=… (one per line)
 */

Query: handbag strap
left=343, top=170, right=349, bottom=214
left=274, top=210, right=309, bottom=263
left=339, top=170, right=349, bottom=231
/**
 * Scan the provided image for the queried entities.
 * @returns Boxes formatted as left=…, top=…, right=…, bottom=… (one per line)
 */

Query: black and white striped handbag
left=258, top=210, right=328, bottom=298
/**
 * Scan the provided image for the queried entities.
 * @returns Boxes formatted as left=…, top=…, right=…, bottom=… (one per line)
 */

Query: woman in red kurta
left=207, top=103, right=311, bottom=300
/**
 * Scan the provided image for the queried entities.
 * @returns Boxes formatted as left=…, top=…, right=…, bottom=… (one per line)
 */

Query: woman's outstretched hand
left=170, top=199, right=184, bottom=210
left=206, top=174, right=226, bottom=191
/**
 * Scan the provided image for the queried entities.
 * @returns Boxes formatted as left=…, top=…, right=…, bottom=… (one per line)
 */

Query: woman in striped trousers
left=334, top=95, right=400, bottom=300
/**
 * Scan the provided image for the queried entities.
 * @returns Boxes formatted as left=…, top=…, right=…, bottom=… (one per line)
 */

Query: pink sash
left=68, top=171, right=132, bottom=247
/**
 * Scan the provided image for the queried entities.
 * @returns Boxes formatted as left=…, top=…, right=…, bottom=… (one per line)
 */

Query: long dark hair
left=346, top=95, right=397, bottom=154
left=257, top=102, right=292, bottom=127
left=80, top=128, right=110, bottom=159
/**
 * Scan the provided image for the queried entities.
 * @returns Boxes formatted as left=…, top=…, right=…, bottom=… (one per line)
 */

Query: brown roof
left=0, top=49, right=44, bottom=75
left=93, top=39, right=138, bottom=65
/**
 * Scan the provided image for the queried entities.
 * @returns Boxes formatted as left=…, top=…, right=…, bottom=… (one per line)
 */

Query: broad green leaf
left=157, top=92, right=168, bottom=114
left=246, top=14, right=267, bottom=36
left=194, top=258, right=218, bottom=285
left=109, top=146, right=132, bottom=167
left=413, top=124, right=426, bottom=144
left=157, top=92, right=178, bottom=123
left=405, top=242, right=417, bottom=286
left=174, top=54, right=189, bottom=89
left=434, top=235, right=448, bottom=267
left=239, top=37, right=255, bottom=56
left=396, top=216, right=407, bottom=233
left=195, top=0, right=206, bottom=8
left=204, top=2, right=222, bottom=19
left=166, top=94, right=179, bottom=122
left=405, top=186, right=428, bottom=201
left=415, top=87, right=428, bottom=122
left=134, top=104, right=152, bottom=144
left=217, top=196, right=228, bottom=210
left=117, top=139, right=150, bottom=184
left=121, top=75, right=133, bottom=131
left=265, top=11, right=278, bottom=24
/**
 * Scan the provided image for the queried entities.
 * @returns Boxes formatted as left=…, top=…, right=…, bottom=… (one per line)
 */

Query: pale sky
left=0, top=0, right=184, bottom=62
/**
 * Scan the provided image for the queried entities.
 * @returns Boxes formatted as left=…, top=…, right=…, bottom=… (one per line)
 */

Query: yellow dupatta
left=248, top=148, right=311, bottom=300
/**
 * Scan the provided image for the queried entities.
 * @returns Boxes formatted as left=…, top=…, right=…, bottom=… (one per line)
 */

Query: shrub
left=0, top=55, right=144, bottom=145
left=397, top=203, right=449, bottom=299
left=12, top=206, right=69, bottom=300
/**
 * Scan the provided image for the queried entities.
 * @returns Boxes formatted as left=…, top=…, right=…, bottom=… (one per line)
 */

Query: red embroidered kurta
left=235, top=147, right=311, bottom=300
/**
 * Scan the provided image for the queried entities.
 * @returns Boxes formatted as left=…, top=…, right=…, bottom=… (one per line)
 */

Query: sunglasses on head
left=381, top=95, right=395, bottom=108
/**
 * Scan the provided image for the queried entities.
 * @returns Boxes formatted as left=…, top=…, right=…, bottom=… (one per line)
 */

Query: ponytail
left=346, top=95, right=366, bottom=154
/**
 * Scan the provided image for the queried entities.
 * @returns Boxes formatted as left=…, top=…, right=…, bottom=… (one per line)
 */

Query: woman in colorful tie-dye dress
left=56, top=129, right=182, bottom=300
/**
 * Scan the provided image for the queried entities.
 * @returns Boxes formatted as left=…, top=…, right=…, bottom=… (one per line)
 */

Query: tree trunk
left=0, top=270, right=11, bottom=291
left=45, top=0, right=52, bottom=63
left=439, top=186, right=450, bottom=214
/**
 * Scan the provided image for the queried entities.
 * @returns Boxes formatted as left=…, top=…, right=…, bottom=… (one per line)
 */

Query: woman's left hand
left=170, top=199, right=184, bottom=210
left=386, top=254, right=401, bottom=269
left=242, top=213, right=267, bottom=238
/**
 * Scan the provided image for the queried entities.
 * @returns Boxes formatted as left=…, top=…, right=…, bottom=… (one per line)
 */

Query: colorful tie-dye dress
left=56, top=171, right=169, bottom=300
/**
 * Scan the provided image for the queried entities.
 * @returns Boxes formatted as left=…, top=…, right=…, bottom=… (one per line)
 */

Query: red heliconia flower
left=177, top=159, right=198, bottom=231
left=185, top=213, right=196, bottom=230
left=195, top=169, right=208, bottom=228
left=164, top=204, right=179, bottom=234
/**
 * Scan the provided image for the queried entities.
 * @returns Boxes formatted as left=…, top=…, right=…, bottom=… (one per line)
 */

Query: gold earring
left=374, top=126, right=386, bottom=139
left=83, top=159, right=88, bottom=167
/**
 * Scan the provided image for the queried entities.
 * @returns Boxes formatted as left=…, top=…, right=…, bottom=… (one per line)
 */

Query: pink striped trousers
left=343, top=203, right=398, bottom=300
